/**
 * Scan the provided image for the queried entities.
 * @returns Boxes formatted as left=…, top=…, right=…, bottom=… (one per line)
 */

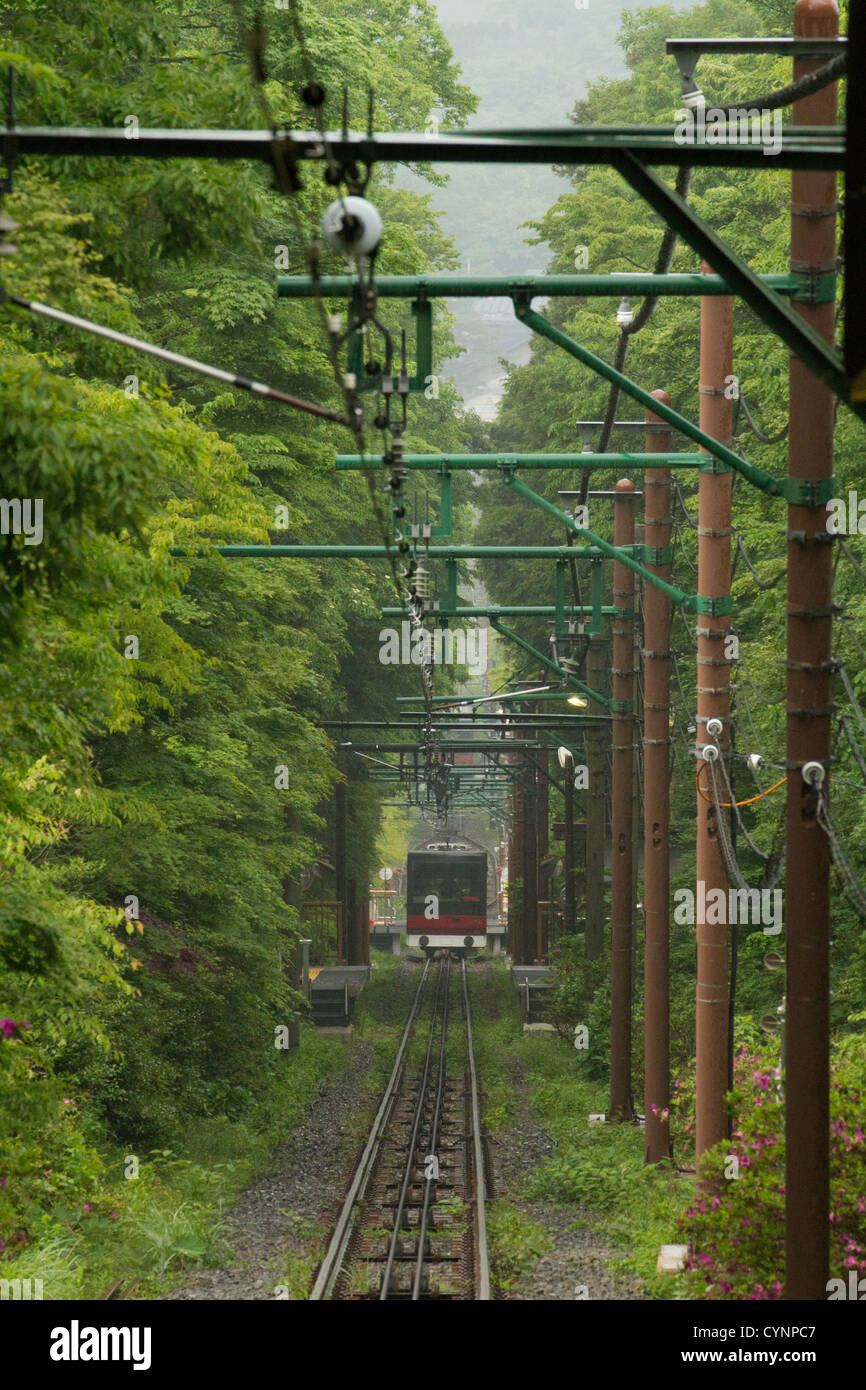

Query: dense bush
left=674, top=1033, right=866, bottom=1299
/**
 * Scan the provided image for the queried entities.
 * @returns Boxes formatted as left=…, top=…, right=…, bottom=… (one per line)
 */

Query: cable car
left=406, top=844, right=487, bottom=957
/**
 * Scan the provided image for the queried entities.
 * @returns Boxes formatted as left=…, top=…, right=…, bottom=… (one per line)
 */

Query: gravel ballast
left=487, top=1056, right=648, bottom=1301
left=165, top=958, right=647, bottom=1301
left=164, top=1040, right=373, bottom=1300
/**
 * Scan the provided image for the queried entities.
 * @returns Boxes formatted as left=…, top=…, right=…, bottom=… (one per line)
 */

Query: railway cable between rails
left=310, top=957, right=491, bottom=1301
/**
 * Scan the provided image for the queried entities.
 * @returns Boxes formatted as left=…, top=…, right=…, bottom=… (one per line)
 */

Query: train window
left=407, top=856, right=486, bottom=917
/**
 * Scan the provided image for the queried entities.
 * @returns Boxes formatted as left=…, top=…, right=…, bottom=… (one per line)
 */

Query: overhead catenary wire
left=702, top=757, right=753, bottom=894
left=0, top=293, right=351, bottom=423
left=736, top=389, right=788, bottom=445
left=836, top=711, right=866, bottom=792
left=719, top=51, right=848, bottom=117
left=815, top=786, right=866, bottom=918
left=836, top=661, right=866, bottom=748
left=231, top=4, right=439, bottom=760
left=576, top=162, right=694, bottom=510
left=837, top=536, right=866, bottom=583
left=696, top=761, right=787, bottom=810
left=732, top=533, right=785, bottom=591
left=835, top=610, right=866, bottom=666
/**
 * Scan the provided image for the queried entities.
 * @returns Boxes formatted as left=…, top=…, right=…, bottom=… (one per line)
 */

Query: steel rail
left=462, top=960, right=491, bottom=1301
left=309, top=960, right=431, bottom=1301
left=380, top=957, right=450, bottom=1299
left=411, top=959, right=452, bottom=1300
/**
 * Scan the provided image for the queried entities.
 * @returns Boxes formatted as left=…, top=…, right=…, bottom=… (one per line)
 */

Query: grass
left=4, top=1021, right=354, bottom=1300
left=466, top=958, right=694, bottom=1297
left=486, top=1201, right=553, bottom=1292
left=8, top=955, right=694, bottom=1301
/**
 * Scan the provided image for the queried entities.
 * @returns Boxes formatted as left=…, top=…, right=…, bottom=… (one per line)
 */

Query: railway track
left=310, top=958, right=491, bottom=1301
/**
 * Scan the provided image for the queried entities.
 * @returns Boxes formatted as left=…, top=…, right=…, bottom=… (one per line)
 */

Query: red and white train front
left=406, top=847, right=487, bottom=956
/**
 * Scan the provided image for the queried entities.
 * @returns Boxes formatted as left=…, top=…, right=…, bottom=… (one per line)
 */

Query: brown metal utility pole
left=585, top=633, right=608, bottom=960
left=695, top=265, right=734, bottom=1166
left=609, top=479, right=637, bottom=1122
left=643, top=391, right=673, bottom=1164
left=509, top=741, right=525, bottom=961
left=335, top=778, right=348, bottom=963
left=282, top=807, right=304, bottom=1050
left=346, top=876, right=359, bottom=966
left=522, top=752, right=539, bottom=964
left=564, top=755, right=576, bottom=935
left=785, top=0, right=837, bottom=1301
left=537, top=743, right=550, bottom=956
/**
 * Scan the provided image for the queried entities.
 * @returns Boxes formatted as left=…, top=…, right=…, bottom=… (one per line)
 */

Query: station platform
left=308, top=964, right=371, bottom=1030
left=370, top=920, right=404, bottom=954
left=308, top=965, right=371, bottom=993
left=510, top=964, right=556, bottom=1028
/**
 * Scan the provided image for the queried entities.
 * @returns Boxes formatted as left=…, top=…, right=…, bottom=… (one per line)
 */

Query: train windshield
left=408, top=855, right=486, bottom=918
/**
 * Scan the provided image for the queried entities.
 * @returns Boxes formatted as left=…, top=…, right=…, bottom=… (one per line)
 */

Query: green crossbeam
left=502, top=473, right=731, bottom=616
left=336, top=452, right=706, bottom=470
left=205, top=544, right=623, bottom=560
left=516, top=305, right=835, bottom=502
left=380, top=605, right=618, bottom=618
left=278, top=272, right=811, bottom=300
left=488, top=618, right=618, bottom=712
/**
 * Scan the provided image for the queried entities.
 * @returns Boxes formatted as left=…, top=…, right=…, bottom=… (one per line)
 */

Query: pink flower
left=83, top=1204, right=91, bottom=1212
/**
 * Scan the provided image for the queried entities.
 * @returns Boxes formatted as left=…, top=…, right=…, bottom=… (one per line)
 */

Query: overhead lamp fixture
left=671, top=47, right=705, bottom=110
left=679, top=74, right=706, bottom=110
left=616, top=296, right=634, bottom=328
left=567, top=694, right=588, bottom=708
left=557, top=745, right=574, bottom=769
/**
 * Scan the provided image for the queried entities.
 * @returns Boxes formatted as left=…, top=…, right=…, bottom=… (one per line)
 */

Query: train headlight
left=419, top=935, right=429, bottom=948
left=464, top=936, right=474, bottom=948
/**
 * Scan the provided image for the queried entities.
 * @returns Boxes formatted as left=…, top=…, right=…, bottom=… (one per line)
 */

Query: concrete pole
left=642, top=391, right=673, bottom=1163
left=609, top=479, right=637, bottom=1122
left=585, top=636, right=608, bottom=960
left=785, top=0, right=837, bottom=1301
left=695, top=265, right=734, bottom=1166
